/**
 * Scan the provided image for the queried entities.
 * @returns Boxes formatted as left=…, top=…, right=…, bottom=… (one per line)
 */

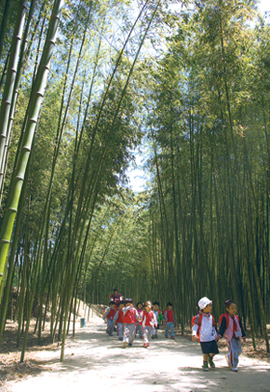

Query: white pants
left=227, top=337, right=242, bottom=368
left=107, top=319, right=114, bottom=335
left=117, top=322, right=124, bottom=339
left=144, top=326, right=152, bottom=344
left=123, top=323, right=136, bottom=344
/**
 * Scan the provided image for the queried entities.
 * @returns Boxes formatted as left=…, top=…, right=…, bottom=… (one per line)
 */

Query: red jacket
left=142, top=310, right=155, bottom=327
left=137, top=308, right=143, bottom=325
left=123, top=307, right=137, bottom=324
left=164, top=309, right=174, bottom=322
left=107, top=308, right=116, bottom=320
left=115, top=309, right=124, bottom=323
left=110, top=293, right=123, bottom=304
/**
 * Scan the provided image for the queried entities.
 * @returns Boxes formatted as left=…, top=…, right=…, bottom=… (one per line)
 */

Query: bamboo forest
left=0, top=0, right=270, bottom=366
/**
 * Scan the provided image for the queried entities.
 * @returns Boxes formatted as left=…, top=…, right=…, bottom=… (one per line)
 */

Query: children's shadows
left=59, top=330, right=270, bottom=392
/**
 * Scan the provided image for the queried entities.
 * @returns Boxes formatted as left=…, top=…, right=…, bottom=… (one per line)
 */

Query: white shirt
left=192, top=314, right=216, bottom=342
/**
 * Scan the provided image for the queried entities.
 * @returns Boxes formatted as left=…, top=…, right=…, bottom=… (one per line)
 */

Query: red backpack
left=219, top=313, right=239, bottom=329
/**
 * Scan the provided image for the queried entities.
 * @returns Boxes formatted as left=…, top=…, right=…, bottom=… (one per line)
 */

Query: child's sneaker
left=165, top=335, right=169, bottom=338
left=119, top=337, right=123, bottom=341
left=208, top=355, right=215, bottom=369
left=128, top=343, right=132, bottom=347
left=202, top=361, right=209, bottom=371
left=151, top=336, right=155, bottom=339
left=232, top=367, right=238, bottom=372
left=171, top=336, right=175, bottom=339
left=144, top=343, right=149, bottom=348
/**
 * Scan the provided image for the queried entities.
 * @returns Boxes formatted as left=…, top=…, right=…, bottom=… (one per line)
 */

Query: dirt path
left=3, top=318, right=270, bottom=392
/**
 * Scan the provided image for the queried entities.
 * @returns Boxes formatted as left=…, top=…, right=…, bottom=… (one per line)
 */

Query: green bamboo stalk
left=0, top=52, right=9, bottom=94
left=0, top=0, right=28, bottom=182
left=16, top=224, right=29, bottom=346
left=0, top=0, right=11, bottom=63
left=0, top=139, right=35, bottom=345
left=35, top=38, right=74, bottom=343
left=0, top=0, right=37, bottom=208
left=0, top=0, right=65, bottom=308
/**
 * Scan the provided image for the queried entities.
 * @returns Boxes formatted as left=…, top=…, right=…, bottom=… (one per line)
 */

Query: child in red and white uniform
left=136, top=302, right=144, bottom=339
left=122, top=298, right=139, bottom=348
left=110, top=288, right=123, bottom=306
left=163, top=302, right=175, bottom=339
left=142, top=301, right=157, bottom=348
left=102, top=301, right=116, bottom=336
left=216, top=300, right=246, bottom=372
left=113, top=300, right=125, bottom=341
left=152, top=301, right=163, bottom=339
left=192, top=297, right=219, bottom=371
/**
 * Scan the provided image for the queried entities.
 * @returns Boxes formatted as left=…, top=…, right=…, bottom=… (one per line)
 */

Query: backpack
left=192, top=313, right=215, bottom=342
left=219, top=313, right=239, bottom=329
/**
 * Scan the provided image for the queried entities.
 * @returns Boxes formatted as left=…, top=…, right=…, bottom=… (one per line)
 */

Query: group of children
left=103, top=295, right=175, bottom=348
left=192, top=296, right=246, bottom=372
left=103, top=290, right=246, bottom=372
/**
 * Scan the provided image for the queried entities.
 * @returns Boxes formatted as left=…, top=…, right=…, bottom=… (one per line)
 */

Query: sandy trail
left=4, top=318, right=270, bottom=392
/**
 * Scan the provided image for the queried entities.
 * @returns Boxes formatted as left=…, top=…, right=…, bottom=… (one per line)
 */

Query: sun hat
left=198, top=297, right=212, bottom=310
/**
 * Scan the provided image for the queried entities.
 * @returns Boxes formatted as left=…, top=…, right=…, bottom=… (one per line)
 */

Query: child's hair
left=225, top=300, right=235, bottom=309
left=113, top=288, right=118, bottom=292
left=153, top=301, right=160, bottom=306
left=166, top=302, right=173, bottom=307
left=136, top=301, right=143, bottom=307
left=125, top=298, right=133, bottom=304
left=109, top=300, right=115, bottom=305
left=144, top=300, right=152, bottom=307
left=118, top=300, right=125, bottom=307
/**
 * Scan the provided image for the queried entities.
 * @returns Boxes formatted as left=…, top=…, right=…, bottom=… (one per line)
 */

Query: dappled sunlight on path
left=5, top=319, right=270, bottom=392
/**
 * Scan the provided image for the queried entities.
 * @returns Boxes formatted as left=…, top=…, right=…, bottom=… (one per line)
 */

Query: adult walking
left=110, top=288, right=123, bottom=305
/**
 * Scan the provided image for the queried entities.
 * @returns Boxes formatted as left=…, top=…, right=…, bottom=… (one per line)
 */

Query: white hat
left=198, top=297, right=212, bottom=310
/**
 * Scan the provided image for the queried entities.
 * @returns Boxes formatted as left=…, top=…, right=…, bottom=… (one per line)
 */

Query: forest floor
left=1, top=307, right=270, bottom=392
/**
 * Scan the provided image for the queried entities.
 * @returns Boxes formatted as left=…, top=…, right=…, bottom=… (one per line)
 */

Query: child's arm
left=103, top=307, right=110, bottom=320
left=122, top=306, right=132, bottom=315
left=163, top=310, right=167, bottom=322
left=113, top=310, right=119, bottom=324
left=153, top=313, right=158, bottom=328
left=239, top=317, right=246, bottom=341
left=216, top=315, right=226, bottom=340
left=134, top=309, right=142, bottom=322
left=192, top=324, right=198, bottom=342
left=212, top=316, right=217, bottom=337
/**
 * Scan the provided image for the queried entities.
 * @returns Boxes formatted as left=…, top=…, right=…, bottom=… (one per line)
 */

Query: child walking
left=216, top=300, right=246, bottom=372
left=136, top=302, right=144, bottom=339
left=113, top=300, right=125, bottom=340
left=152, top=301, right=163, bottom=339
left=163, top=302, right=175, bottom=339
left=142, top=301, right=157, bottom=348
left=122, top=298, right=139, bottom=348
left=192, top=297, right=219, bottom=371
left=102, top=301, right=116, bottom=336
